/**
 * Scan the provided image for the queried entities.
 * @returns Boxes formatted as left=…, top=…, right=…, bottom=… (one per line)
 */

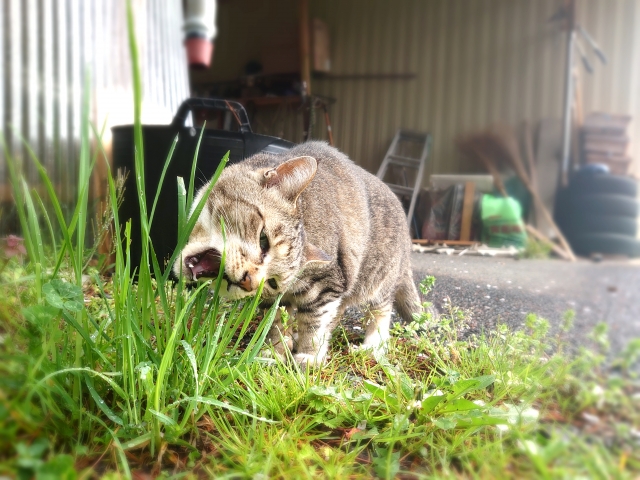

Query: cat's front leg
left=361, top=303, right=392, bottom=357
left=293, top=299, right=343, bottom=367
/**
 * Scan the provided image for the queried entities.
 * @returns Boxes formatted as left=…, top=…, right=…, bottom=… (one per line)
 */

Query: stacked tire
left=555, top=172, right=640, bottom=257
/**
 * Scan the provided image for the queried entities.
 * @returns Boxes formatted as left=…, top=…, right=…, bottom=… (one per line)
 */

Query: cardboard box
left=583, top=133, right=630, bottom=156
left=583, top=112, right=632, bottom=136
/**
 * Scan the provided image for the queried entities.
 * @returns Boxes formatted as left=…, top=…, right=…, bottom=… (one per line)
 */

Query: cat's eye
left=259, top=228, right=269, bottom=253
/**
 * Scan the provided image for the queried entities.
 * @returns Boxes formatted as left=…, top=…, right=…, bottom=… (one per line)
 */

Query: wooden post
left=560, top=0, right=576, bottom=186
left=459, top=181, right=475, bottom=241
left=299, top=0, right=311, bottom=95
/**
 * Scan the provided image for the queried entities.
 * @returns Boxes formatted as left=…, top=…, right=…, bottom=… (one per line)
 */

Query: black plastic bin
left=112, top=98, right=294, bottom=273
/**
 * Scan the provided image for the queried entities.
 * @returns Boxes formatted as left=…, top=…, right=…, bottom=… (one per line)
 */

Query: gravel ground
left=411, top=252, right=640, bottom=355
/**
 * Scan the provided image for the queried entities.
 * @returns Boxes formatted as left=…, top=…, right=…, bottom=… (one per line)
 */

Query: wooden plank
left=412, top=239, right=478, bottom=246
left=237, top=96, right=302, bottom=107
left=534, top=119, right=563, bottom=237
left=299, top=0, right=311, bottom=94
left=459, top=181, right=475, bottom=241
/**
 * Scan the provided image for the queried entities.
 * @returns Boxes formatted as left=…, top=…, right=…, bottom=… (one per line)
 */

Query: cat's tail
left=394, top=272, right=422, bottom=323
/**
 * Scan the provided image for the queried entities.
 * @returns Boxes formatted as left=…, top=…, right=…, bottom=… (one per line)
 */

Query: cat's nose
left=238, top=272, right=252, bottom=291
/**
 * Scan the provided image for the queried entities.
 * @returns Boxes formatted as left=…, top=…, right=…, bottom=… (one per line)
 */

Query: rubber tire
left=557, top=213, right=638, bottom=237
left=569, top=173, right=638, bottom=198
left=556, top=193, right=639, bottom=218
left=566, top=233, right=640, bottom=257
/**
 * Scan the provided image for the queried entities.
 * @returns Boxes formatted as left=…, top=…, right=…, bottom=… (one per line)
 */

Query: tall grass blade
left=187, top=123, right=206, bottom=210
left=21, top=180, right=45, bottom=299
left=2, top=137, right=36, bottom=261
left=75, top=72, right=92, bottom=285
left=84, top=374, right=124, bottom=426
left=177, top=177, right=187, bottom=233
left=20, top=138, right=77, bottom=276
left=33, top=190, right=57, bottom=255
left=148, top=134, right=178, bottom=230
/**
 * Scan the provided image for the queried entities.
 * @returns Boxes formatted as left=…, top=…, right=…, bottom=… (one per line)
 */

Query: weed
left=519, top=236, right=552, bottom=259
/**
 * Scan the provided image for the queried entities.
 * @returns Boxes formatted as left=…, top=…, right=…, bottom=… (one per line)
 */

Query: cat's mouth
left=184, top=249, right=222, bottom=280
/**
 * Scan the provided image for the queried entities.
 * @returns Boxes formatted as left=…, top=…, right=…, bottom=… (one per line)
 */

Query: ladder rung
left=387, top=184, right=414, bottom=196
left=388, top=154, right=421, bottom=168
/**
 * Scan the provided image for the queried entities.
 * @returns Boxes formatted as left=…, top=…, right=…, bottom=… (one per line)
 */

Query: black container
left=112, top=98, right=294, bottom=273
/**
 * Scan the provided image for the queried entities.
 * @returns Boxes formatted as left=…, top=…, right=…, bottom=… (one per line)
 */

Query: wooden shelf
left=235, top=96, right=302, bottom=107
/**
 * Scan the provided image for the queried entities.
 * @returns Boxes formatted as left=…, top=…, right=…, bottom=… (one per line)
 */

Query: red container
left=185, top=37, right=214, bottom=69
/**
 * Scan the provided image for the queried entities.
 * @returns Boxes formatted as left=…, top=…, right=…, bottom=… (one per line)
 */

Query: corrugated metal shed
left=1, top=0, right=190, bottom=231
left=315, top=0, right=640, bottom=177
left=195, top=0, right=640, bottom=178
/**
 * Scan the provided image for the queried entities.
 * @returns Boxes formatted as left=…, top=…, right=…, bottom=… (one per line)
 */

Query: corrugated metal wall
left=312, top=0, right=640, bottom=176
left=196, top=0, right=640, bottom=178
left=1, top=0, right=190, bottom=231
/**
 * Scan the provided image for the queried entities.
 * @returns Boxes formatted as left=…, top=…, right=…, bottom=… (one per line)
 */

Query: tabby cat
left=174, top=141, right=421, bottom=366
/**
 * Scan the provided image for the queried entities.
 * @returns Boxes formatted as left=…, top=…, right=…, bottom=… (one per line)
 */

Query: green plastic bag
left=481, top=195, right=527, bottom=248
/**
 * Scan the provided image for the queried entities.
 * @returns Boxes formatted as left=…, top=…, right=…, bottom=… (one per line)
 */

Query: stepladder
left=376, top=129, right=432, bottom=232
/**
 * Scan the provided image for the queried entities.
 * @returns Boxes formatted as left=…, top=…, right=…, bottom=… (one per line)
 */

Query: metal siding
left=632, top=0, right=640, bottom=176
left=41, top=0, right=54, bottom=175
left=0, top=2, right=4, bottom=182
left=310, top=0, right=640, bottom=177
left=196, top=0, right=640, bottom=177
left=8, top=0, right=23, bottom=170
left=1, top=0, right=190, bottom=232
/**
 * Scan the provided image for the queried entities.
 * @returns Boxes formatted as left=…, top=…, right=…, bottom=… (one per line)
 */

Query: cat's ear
left=303, top=243, right=332, bottom=265
left=261, top=156, right=317, bottom=203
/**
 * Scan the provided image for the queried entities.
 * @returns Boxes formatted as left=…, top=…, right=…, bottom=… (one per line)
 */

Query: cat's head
left=174, top=155, right=331, bottom=300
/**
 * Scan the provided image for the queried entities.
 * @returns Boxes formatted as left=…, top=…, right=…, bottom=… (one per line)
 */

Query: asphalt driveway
left=411, top=252, right=640, bottom=357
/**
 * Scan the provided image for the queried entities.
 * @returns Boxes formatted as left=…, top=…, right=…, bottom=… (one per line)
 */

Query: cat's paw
left=293, top=353, right=325, bottom=368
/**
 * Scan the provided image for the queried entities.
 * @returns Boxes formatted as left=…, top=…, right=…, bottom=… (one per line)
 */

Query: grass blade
left=148, top=134, right=178, bottom=230
left=33, top=190, right=57, bottom=255
left=187, top=123, right=206, bottom=211
left=84, top=374, right=124, bottom=426
left=2, top=137, right=36, bottom=262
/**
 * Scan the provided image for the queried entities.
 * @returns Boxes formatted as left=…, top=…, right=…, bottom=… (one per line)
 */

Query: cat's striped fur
left=175, top=141, right=421, bottom=366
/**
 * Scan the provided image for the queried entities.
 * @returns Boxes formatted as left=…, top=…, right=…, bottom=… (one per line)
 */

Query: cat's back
left=237, top=141, right=406, bottom=236
left=279, top=141, right=397, bottom=204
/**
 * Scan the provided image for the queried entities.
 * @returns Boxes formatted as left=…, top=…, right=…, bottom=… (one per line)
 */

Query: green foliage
left=391, top=275, right=441, bottom=339
left=520, top=236, right=552, bottom=259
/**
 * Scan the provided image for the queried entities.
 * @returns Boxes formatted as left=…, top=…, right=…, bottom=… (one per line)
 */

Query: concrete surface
left=411, top=252, right=640, bottom=355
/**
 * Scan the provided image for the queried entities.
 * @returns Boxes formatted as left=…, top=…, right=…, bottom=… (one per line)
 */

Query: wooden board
left=412, top=239, right=478, bottom=246
left=459, top=181, right=475, bottom=241
left=534, top=118, right=563, bottom=238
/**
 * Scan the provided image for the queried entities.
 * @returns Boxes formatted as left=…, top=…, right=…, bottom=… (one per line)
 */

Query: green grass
left=1, top=252, right=639, bottom=479
left=1, top=4, right=639, bottom=479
